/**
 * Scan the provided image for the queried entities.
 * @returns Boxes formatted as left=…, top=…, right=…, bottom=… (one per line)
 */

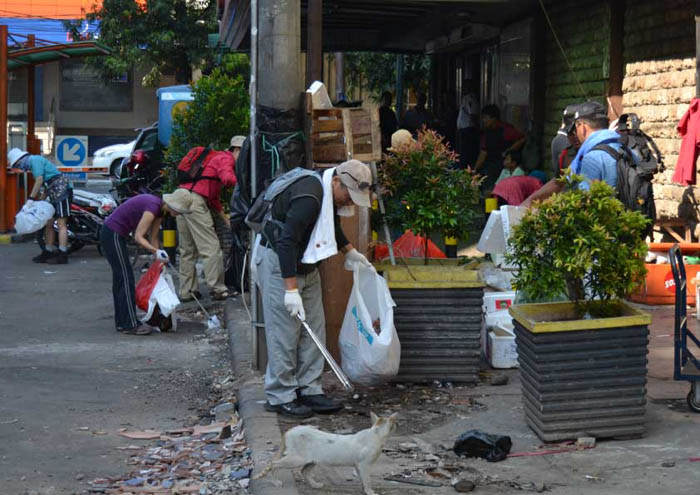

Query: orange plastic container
left=629, top=263, right=700, bottom=306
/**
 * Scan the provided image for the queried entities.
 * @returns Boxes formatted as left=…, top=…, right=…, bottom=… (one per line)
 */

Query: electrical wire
left=537, top=0, right=589, bottom=99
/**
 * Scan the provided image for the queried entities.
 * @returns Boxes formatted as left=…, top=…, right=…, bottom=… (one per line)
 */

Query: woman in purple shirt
left=100, top=190, right=192, bottom=335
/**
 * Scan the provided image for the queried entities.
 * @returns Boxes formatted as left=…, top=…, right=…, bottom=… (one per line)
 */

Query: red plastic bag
left=135, top=261, right=165, bottom=311
left=374, top=230, right=446, bottom=261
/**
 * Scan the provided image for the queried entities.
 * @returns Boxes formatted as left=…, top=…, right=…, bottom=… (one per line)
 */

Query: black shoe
left=298, top=394, right=343, bottom=414
left=32, top=250, right=56, bottom=263
left=264, top=399, right=313, bottom=418
left=46, top=251, right=68, bottom=264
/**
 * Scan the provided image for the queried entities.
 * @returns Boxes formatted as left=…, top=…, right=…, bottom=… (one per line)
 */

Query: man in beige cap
left=256, top=159, right=372, bottom=418
left=228, top=135, right=246, bottom=161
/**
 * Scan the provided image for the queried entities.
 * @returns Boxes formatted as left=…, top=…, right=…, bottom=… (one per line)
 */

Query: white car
left=93, top=140, right=135, bottom=178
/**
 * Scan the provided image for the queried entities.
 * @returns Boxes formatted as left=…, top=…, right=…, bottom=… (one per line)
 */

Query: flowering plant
left=379, top=129, right=482, bottom=256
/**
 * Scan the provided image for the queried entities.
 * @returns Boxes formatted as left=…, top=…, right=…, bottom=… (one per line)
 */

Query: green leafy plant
left=506, top=174, right=649, bottom=317
left=343, top=53, right=430, bottom=101
left=162, top=56, right=249, bottom=195
left=65, top=0, right=218, bottom=85
left=379, top=129, right=482, bottom=261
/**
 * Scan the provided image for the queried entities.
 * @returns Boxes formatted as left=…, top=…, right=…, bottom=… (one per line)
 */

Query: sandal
left=211, top=290, right=233, bottom=300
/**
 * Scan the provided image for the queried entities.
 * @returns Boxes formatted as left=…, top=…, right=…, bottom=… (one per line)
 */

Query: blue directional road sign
left=55, top=135, right=88, bottom=181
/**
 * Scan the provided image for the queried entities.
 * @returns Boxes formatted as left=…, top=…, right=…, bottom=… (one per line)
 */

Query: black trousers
left=100, top=225, right=139, bottom=330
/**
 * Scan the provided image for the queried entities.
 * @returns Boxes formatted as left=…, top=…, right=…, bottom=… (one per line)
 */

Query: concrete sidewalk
left=226, top=297, right=700, bottom=495
left=0, top=242, right=225, bottom=494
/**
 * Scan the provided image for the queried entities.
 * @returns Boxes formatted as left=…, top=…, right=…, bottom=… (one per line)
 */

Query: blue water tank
left=156, top=85, right=194, bottom=147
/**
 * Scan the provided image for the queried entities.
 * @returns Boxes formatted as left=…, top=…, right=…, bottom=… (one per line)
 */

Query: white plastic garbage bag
left=14, top=200, right=55, bottom=234
left=339, top=261, right=401, bottom=385
left=143, top=270, right=180, bottom=326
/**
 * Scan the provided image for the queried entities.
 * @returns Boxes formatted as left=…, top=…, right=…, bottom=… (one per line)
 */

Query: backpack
left=177, top=146, right=214, bottom=187
left=592, top=115, right=664, bottom=237
left=244, top=167, right=320, bottom=244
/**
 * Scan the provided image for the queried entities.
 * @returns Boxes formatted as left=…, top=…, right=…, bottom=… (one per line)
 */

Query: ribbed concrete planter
left=377, top=260, right=484, bottom=383
left=509, top=302, right=651, bottom=442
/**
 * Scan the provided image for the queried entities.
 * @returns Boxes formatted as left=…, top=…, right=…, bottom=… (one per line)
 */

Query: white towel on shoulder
left=302, top=168, right=338, bottom=264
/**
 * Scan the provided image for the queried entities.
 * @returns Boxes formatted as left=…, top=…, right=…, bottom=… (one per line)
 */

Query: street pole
left=305, top=0, right=322, bottom=87
left=335, top=52, right=345, bottom=102
left=249, top=0, right=259, bottom=368
left=0, top=25, right=8, bottom=232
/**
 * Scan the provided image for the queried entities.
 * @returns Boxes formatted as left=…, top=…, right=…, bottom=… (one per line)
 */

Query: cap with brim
left=566, top=101, right=608, bottom=133
left=387, top=129, right=414, bottom=152
left=558, top=103, right=580, bottom=133
left=336, top=159, right=372, bottom=208
left=163, top=188, right=193, bottom=214
left=229, top=135, right=246, bottom=150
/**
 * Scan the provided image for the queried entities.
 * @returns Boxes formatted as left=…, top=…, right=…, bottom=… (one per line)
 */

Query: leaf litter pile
left=86, top=389, right=252, bottom=494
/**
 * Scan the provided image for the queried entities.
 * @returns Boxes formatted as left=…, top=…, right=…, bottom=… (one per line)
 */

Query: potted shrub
left=506, top=174, right=651, bottom=442
left=376, top=129, right=485, bottom=383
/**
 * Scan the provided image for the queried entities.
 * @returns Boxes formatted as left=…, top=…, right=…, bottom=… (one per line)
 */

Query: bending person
left=100, top=191, right=190, bottom=335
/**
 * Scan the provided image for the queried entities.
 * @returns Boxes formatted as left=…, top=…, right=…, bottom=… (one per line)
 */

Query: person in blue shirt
left=521, top=101, right=618, bottom=208
left=8, top=148, right=73, bottom=264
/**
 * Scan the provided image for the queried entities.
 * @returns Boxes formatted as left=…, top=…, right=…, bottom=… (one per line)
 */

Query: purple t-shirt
left=105, top=194, right=163, bottom=237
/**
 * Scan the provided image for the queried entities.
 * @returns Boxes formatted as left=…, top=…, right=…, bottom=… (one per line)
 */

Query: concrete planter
left=509, top=301, right=651, bottom=442
left=377, top=260, right=484, bottom=383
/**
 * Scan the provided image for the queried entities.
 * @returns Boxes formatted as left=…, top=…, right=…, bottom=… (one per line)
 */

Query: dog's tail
left=252, top=431, right=286, bottom=480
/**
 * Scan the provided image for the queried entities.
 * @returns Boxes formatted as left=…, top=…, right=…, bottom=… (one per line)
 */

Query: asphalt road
left=0, top=242, right=220, bottom=494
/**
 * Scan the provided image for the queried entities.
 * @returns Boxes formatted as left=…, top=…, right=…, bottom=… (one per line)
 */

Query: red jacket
left=178, top=147, right=236, bottom=211
left=672, top=98, right=700, bottom=186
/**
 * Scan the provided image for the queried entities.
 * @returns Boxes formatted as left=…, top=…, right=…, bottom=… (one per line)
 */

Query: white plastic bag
left=339, top=261, right=401, bottom=385
left=14, top=200, right=55, bottom=234
left=143, top=270, right=180, bottom=323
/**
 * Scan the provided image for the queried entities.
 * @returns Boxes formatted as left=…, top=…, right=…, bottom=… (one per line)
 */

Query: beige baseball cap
left=229, top=135, right=246, bottom=150
left=336, top=159, right=372, bottom=208
left=387, top=129, right=414, bottom=151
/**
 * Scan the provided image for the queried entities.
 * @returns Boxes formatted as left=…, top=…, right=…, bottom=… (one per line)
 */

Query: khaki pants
left=176, top=190, right=227, bottom=298
left=257, top=246, right=326, bottom=405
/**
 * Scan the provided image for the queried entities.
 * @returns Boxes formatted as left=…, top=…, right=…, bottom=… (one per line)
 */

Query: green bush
left=379, top=129, right=482, bottom=257
left=506, top=174, right=649, bottom=317
left=163, top=54, right=250, bottom=193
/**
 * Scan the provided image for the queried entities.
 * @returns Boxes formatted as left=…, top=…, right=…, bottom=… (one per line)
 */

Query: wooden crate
left=311, top=107, right=381, bottom=164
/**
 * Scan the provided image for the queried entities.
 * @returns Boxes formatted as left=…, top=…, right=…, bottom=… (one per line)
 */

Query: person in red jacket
left=176, top=146, right=237, bottom=301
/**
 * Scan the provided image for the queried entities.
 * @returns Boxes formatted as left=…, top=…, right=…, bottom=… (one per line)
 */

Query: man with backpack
left=522, top=102, right=619, bottom=205
left=176, top=145, right=237, bottom=301
left=251, top=160, right=373, bottom=418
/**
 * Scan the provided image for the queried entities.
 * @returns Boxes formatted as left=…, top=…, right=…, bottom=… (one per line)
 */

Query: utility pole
left=258, top=0, right=301, bottom=110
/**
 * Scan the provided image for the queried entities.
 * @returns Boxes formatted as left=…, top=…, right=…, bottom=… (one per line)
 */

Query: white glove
left=345, top=248, right=372, bottom=269
left=284, top=289, right=305, bottom=320
left=155, top=249, right=170, bottom=262
left=25, top=199, right=34, bottom=207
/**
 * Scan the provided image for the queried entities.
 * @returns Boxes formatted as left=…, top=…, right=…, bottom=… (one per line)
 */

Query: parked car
left=114, top=124, right=165, bottom=202
left=93, top=140, right=136, bottom=178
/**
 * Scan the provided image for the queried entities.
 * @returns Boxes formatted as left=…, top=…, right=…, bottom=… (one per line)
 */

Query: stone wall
left=622, top=0, right=697, bottom=222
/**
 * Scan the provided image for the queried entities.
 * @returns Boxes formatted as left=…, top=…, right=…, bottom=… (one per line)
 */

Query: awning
left=220, top=0, right=539, bottom=53
left=8, top=40, right=111, bottom=70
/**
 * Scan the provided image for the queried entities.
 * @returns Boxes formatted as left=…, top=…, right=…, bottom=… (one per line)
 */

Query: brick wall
left=622, top=0, right=696, bottom=221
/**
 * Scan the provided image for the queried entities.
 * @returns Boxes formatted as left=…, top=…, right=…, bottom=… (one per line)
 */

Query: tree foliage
left=507, top=174, right=649, bottom=316
left=65, top=0, right=217, bottom=85
left=344, top=53, right=430, bottom=101
left=380, top=129, right=482, bottom=255
left=165, top=54, right=250, bottom=169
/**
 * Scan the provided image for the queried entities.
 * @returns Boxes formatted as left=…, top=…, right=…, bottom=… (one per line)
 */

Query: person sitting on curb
left=521, top=101, right=619, bottom=208
left=100, top=190, right=190, bottom=336
left=8, top=148, right=73, bottom=265
left=176, top=145, right=237, bottom=301
left=256, top=160, right=374, bottom=419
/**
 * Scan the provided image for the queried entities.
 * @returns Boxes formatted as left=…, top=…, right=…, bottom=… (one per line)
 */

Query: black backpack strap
left=185, top=147, right=213, bottom=190
left=591, top=143, right=620, bottom=160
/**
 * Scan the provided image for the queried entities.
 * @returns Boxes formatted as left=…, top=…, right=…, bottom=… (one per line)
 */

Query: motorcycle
left=37, top=189, right=117, bottom=255
left=114, top=149, right=166, bottom=202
